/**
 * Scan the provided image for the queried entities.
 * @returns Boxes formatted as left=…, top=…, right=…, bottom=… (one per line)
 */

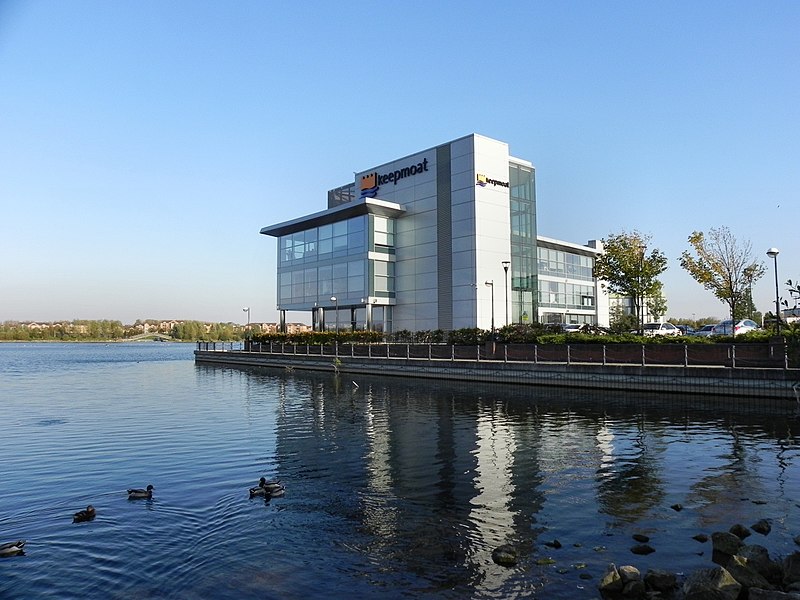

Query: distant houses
left=1, top=319, right=312, bottom=341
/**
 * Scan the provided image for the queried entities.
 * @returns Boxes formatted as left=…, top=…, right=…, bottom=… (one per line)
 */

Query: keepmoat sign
left=360, top=157, right=430, bottom=198
left=476, top=173, right=510, bottom=188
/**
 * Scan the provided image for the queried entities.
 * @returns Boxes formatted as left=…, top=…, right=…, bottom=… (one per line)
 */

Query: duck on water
left=73, top=505, right=96, bottom=523
left=248, top=477, right=285, bottom=499
left=127, top=484, right=154, bottom=500
left=0, top=540, right=26, bottom=557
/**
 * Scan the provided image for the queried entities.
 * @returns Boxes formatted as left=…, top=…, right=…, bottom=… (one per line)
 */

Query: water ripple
left=1, top=344, right=799, bottom=600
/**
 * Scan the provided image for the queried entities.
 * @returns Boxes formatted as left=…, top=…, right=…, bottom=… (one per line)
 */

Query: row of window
left=537, top=248, right=594, bottom=281
left=279, top=260, right=395, bottom=304
left=280, top=216, right=366, bottom=264
left=319, top=306, right=390, bottom=333
left=509, top=165, right=537, bottom=324
left=538, top=281, right=596, bottom=309
left=279, top=215, right=397, bottom=265
left=541, top=313, right=596, bottom=325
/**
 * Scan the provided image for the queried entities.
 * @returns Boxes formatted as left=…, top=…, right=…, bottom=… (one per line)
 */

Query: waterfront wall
left=194, top=342, right=800, bottom=401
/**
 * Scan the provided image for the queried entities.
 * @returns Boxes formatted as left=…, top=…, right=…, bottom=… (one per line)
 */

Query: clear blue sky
left=1, top=1, right=797, bottom=325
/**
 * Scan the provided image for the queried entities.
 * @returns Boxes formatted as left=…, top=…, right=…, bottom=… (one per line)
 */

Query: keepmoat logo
left=476, top=173, right=509, bottom=188
left=359, top=157, right=429, bottom=198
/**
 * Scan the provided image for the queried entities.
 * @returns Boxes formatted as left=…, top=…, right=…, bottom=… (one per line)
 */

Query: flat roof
left=260, top=197, right=405, bottom=237
left=537, top=235, right=603, bottom=256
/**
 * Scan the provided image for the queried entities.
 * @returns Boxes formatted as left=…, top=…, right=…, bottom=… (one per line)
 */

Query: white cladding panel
left=357, top=149, right=438, bottom=332
left=473, top=135, right=511, bottom=331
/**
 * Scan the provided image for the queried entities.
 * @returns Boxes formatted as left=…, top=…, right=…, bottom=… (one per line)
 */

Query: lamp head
left=766, top=248, right=779, bottom=258
left=485, top=280, right=493, bottom=287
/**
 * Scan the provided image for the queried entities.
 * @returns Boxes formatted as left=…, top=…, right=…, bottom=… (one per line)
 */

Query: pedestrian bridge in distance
left=126, top=333, right=175, bottom=342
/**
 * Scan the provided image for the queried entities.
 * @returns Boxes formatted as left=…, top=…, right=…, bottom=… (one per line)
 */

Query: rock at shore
left=644, top=568, right=677, bottom=593
left=730, top=523, right=752, bottom=540
left=599, top=563, right=623, bottom=594
left=683, top=567, right=742, bottom=600
left=738, top=544, right=783, bottom=585
left=712, top=531, right=744, bottom=556
left=751, top=519, right=772, bottom=536
left=784, top=552, right=800, bottom=587
left=491, top=544, right=518, bottom=567
left=719, top=554, right=774, bottom=591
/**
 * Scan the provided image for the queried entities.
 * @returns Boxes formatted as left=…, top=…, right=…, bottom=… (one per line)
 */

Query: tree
left=679, top=227, right=765, bottom=330
left=593, top=231, right=668, bottom=332
left=609, top=304, right=640, bottom=334
left=646, top=282, right=668, bottom=321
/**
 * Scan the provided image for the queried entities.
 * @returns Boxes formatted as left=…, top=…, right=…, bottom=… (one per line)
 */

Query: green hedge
left=252, top=325, right=799, bottom=348
left=251, top=330, right=383, bottom=345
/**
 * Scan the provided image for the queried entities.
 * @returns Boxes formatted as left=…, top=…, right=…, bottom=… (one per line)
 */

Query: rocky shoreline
left=492, top=518, right=800, bottom=599
left=598, top=524, right=800, bottom=599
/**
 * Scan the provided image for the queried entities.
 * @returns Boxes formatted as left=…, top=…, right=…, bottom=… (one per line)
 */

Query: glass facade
left=508, top=163, right=537, bottom=324
left=537, top=246, right=598, bottom=325
left=538, top=281, right=596, bottom=310
left=280, top=215, right=366, bottom=265
left=537, top=247, right=594, bottom=281
left=276, top=214, right=396, bottom=329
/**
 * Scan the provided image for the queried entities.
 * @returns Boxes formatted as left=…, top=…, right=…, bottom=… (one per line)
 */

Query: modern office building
left=261, top=134, right=607, bottom=333
left=537, top=236, right=609, bottom=327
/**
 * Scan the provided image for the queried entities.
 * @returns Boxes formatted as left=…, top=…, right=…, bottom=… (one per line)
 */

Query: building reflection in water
left=249, top=367, right=800, bottom=593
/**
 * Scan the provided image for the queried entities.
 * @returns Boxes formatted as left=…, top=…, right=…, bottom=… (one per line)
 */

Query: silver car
left=710, top=319, right=760, bottom=336
left=693, top=324, right=715, bottom=337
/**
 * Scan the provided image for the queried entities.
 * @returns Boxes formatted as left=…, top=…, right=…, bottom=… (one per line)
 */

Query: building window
left=373, top=215, right=395, bottom=249
left=280, top=215, right=367, bottom=266
left=537, top=248, right=594, bottom=282
left=373, top=260, right=395, bottom=293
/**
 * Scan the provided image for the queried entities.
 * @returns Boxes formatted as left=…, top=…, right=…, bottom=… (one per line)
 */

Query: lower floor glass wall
left=312, top=305, right=392, bottom=333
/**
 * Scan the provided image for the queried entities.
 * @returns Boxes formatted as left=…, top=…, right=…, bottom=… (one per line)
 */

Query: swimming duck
left=249, top=477, right=268, bottom=498
left=73, top=505, right=96, bottom=523
left=127, top=484, right=154, bottom=500
left=0, top=540, right=26, bottom=557
left=249, top=477, right=284, bottom=498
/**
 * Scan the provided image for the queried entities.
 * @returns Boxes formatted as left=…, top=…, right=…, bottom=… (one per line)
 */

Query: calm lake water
left=1, top=342, right=799, bottom=599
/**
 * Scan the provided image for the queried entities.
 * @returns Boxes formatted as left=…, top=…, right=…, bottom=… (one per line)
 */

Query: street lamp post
left=242, top=307, right=250, bottom=341
left=501, top=261, right=510, bottom=326
left=485, top=280, right=495, bottom=339
left=767, top=248, right=780, bottom=335
left=330, top=296, right=339, bottom=334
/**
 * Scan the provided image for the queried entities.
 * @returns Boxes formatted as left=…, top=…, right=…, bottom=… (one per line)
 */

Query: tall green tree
left=593, top=231, right=668, bottom=332
left=679, top=227, right=765, bottom=328
left=646, top=282, right=668, bottom=321
left=609, top=304, right=640, bottom=334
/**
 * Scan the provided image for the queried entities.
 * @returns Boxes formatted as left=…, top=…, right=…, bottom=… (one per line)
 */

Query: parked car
left=709, top=319, right=760, bottom=336
left=675, top=325, right=695, bottom=336
left=642, top=322, right=680, bottom=337
left=560, top=323, right=583, bottom=333
left=694, top=324, right=715, bottom=337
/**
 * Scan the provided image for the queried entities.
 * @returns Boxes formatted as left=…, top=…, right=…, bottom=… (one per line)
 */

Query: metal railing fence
left=196, top=340, right=792, bottom=370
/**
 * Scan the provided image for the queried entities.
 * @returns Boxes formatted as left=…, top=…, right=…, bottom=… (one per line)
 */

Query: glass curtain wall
left=277, top=215, right=367, bottom=311
left=509, top=163, right=537, bottom=324
left=276, top=213, right=396, bottom=331
left=537, top=248, right=593, bottom=281
left=537, top=247, right=597, bottom=325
